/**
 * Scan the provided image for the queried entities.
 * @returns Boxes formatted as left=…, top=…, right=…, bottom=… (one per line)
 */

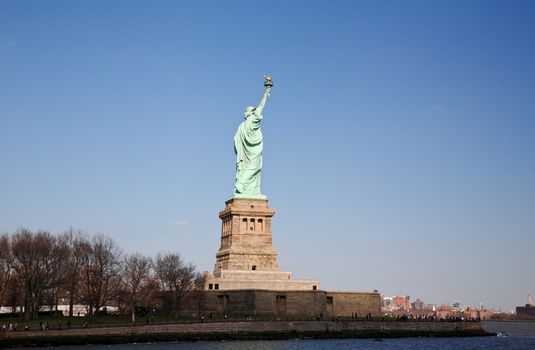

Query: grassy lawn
left=0, top=314, right=200, bottom=331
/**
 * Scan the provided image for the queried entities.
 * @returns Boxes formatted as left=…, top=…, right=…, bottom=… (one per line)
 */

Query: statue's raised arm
left=255, top=75, right=273, bottom=116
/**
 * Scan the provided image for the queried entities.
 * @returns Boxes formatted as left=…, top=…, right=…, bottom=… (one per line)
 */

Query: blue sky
left=1, top=0, right=534, bottom=311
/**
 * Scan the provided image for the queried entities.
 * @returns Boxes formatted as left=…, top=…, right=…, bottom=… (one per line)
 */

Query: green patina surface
left=233, top=78, right=272, bottom=199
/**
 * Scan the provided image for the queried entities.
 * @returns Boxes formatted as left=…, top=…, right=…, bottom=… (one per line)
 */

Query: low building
left=516, top=294, right=535, bottom=320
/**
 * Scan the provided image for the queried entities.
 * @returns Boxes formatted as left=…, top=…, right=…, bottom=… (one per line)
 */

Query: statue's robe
left=233, top=111, right=263, bottom=196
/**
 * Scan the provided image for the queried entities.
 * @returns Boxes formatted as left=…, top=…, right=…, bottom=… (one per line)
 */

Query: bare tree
left=192, top=272, right=207, bottom=319
left=0, top=234, right=14, bottom=308
left=78, top=234, right=121, bottom=315
left=61, top=229, right=91, bottom=317
left=177, top=262, right=197, bottom=313
left=154, top=252, right=197, bottom=317
left=11, top=229, right=64, bottom=320
left=154, top=253, right=180, bottom=316
left=140, top=276, right=160, bottom=321
left=45, top=233, right=72, bottom=314
left=121, top=252, right=152, bottom=322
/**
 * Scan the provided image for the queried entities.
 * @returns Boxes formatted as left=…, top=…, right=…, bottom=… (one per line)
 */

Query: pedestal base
left=207, top=197, right=320, bottom=291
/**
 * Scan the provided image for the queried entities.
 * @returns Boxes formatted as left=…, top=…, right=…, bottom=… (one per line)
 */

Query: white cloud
left=171, top=220, right=191, bottom=227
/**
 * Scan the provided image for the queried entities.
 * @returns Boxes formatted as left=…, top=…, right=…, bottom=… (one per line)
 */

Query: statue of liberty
left=233, top=76, right=273, bottom=198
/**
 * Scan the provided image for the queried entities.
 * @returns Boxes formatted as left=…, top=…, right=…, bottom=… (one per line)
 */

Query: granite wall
left=179, top=290, right=380, bottom=319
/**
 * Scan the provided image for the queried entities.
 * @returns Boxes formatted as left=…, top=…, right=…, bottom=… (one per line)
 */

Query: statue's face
left=244, top=106, right=255, bottom=119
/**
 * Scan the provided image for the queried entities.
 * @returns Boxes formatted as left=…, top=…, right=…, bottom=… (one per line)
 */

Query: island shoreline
left=0, top=320, right=493, bottom=347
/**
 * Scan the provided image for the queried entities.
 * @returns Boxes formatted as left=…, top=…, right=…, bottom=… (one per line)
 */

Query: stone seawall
left=0, top=320, right=491, bottom=347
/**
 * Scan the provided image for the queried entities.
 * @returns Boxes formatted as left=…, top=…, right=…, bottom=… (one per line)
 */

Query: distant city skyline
left=1, top=1, right=534, bottom=312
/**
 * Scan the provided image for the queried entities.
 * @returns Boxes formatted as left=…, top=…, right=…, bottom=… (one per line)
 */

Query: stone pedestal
left=205, top=197, right=319, bottom=291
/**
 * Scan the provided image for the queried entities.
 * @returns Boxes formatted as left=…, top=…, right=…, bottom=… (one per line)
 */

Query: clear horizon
left=1, top=0, right=534, bottom=312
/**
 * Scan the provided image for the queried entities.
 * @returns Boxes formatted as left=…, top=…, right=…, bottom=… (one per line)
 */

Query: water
left=24, top=337, right=535, bottom=350
left=14, top=321, right=535, bottom=349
